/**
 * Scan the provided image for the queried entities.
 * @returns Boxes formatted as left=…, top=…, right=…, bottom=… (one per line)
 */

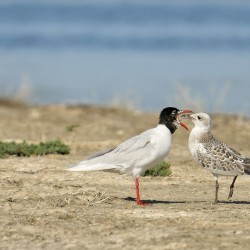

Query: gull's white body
left=67, top=107, right=193, bottom=206
left=68, top=124, right=172, bottom=177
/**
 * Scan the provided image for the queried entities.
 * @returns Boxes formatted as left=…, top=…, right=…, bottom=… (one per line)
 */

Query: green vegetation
left=66, top=124, right=80, bottom=132
left=142, top=161, right=171, bottom=177
left=0, top=140, right=70, bottom=158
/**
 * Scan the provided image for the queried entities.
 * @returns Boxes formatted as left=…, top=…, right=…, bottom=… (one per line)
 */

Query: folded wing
left=68, top=130, right=154, bottom=175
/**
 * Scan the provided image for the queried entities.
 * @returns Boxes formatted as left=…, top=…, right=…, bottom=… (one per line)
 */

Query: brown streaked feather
left=242, top=157, right=250, bottom=175
left=194, top=133, right=245, bottom=176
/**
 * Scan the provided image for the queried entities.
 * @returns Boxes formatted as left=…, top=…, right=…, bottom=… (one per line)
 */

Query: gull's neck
left=190, top=125, right=211, bottom=142
left=156, top=124, right=172, bottom=135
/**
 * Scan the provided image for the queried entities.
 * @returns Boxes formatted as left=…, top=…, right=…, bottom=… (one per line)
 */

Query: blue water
left=0, top=0, right=250, bottom=115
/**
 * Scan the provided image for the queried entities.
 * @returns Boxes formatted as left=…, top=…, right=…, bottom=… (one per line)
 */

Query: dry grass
left=174, top=82, right=232, bottom=113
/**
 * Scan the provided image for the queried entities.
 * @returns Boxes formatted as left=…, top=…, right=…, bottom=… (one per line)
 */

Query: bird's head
left=190, top=112, right=211, bottom=132
left=159, top=107, right=193, bottom=134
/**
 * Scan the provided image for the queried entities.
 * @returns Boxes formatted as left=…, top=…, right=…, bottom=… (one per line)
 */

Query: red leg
left=135, top=177, right=151, bottom=206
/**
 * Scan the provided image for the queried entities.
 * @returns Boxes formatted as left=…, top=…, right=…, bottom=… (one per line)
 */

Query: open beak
left=177, top=110, right=193, bottom=130
left=189, top=114, right=196, bottom=121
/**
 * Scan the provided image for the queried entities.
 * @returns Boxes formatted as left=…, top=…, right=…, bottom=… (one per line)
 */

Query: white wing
left=68, top=129, right=155, bottom=175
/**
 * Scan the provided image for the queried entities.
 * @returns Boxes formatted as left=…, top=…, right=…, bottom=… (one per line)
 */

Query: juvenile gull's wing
left=196, top=136, right=245, bottom=176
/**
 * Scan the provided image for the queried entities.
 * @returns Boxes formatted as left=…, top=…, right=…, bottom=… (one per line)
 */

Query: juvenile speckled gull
left=188, top=112, right=250, bottom=203
left=68, top=107, right=193, bottom=206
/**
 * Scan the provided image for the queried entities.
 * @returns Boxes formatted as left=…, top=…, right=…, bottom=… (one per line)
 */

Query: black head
left=159, top=107, right=180, bottom=134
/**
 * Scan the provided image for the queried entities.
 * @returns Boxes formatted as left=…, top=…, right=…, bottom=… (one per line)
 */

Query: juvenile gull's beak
left=189, top=114, right=196, bottom=121
left=177, top=110, right=193, bottom=130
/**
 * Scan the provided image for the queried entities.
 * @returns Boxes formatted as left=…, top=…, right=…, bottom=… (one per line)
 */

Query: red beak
left=180, top=122, right=189, bottom=130
left=177, top=110, right=193, bottom=131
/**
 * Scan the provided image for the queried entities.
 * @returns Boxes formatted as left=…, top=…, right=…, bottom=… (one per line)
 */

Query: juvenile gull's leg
left=228, top=176, right=238, bottom=199
left=214, top=176, right=219, bottom=204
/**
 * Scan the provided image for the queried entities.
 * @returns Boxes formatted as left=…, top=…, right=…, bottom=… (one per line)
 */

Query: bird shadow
left=218, top=200, right=250, bottom=205
left=124, top=196, right=187, bottom=205
left=124, top=197, right=250, bottom=205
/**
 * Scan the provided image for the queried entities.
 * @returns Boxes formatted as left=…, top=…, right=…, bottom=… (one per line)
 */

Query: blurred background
left=0, top=0, right=250, bottom=115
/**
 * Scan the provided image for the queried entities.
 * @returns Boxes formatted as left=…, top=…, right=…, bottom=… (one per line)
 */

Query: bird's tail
left=68, top=160, right=116, bottom=172
left=68, top=147, right=117, bottom=172
left=243, top=157, right=250, bottom=175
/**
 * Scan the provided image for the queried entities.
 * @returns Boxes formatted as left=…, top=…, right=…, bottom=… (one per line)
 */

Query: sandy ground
left=0, top=100, right=250, bottom=250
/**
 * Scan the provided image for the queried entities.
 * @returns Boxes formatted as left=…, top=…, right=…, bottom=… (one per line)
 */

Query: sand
left=0, top=100, right=250, bottom=250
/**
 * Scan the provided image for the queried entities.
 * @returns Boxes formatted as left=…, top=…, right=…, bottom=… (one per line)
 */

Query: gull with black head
left=68, top=107, right=192, bottom=206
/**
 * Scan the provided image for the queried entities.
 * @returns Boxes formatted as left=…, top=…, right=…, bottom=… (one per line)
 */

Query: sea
left=0, top=0, right=250, bottom=115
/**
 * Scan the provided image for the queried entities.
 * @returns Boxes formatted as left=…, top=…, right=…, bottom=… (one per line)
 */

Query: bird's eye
left=198, top=116, right=201, bottom=120
left=171, top=110, right=176, bottom=116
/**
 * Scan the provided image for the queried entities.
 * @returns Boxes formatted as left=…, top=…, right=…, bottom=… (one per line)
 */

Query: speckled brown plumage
left=189, top=112, right=250, bottom=203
